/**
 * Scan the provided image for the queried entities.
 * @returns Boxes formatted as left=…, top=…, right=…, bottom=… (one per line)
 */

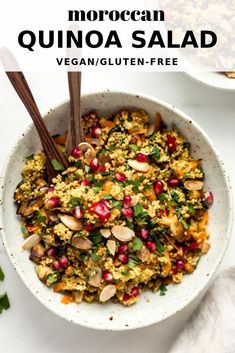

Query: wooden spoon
left=65, top=71, right=84, bottom=157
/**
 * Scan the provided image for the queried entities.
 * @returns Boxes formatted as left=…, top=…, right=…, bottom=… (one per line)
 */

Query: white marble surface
left=0, top=72, right=234, bottom=353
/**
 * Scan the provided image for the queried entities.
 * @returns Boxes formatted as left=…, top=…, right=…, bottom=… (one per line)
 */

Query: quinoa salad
left=14, top=109, right=213, bottom=306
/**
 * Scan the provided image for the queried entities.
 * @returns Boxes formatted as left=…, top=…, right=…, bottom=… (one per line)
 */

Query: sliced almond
left=147, top=112, right=161, bottom=136
left=59, top=215, right=83, bottom=231
left=130, top=195, right=139, bottom=206
left=88, top=268, right=102, bottom=287
left=170, top=221, right=185, bottom=242
left=78, top=142, right=96, bottom=165
left=71, top=236, right=92, bottom=250
left=202, top=241, right=210, bottom=254
left=137, top=246, right=150, bottom=262
left=106, top=239, right=116, bottom=255
left=62, top=167, right=77, bottom=175
left=100, top=228, right=111, bottom=238
left=73, top=291, right=84, bottom=303
left=147, top=123, right=156, bottom=136
left=111, top=225, right=135, bottom=242
left=99, top=284, right=116, bottom=302
left=184, top=180, right=204, bottom=191
left=22, top=234, right=41, bottom=250
left=128, top=159, right=150, bottom=172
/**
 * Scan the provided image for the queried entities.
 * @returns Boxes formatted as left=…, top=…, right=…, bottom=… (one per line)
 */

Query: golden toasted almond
left=22, top=234, right=41, bottom=250
left=78, top=142, right=96, bottom=164
left=71, top=236, right=92, bottom=250
left=62, top=167, right=77, bottom=175
left=184, top=180, right=204, bottom=191
left=130, top=195, right=139, bottom=206
left=88, top=268, right=102, bottom=287
left=100, top=228, right=111, bottom=238
left=111, top=225, right=135, bottom=242
left=225, top=72, right=235, bottom=78
left=106, top=239, right=116, bottom=255
left=59, top=215, right=83, bottom=231
left=137, top=246, right=150, bottom=262
left=99, top=284, right=116, bottom=302
left=170, top=221, right=185, bottom=242
left=73, top=291, right=84, bottom=303
left=202, top=241, right=210, bottom=254
left=147, top=123, right=156, bottom=136
left=128, top=159, right=150, bottom=172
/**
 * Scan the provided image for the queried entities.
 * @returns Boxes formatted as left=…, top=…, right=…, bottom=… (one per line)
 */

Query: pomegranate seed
left=59, top=256, right=69, bottom=269
left=26, top=224, right=34, bottom=233
left=167, top=177, right=179, bottom=187
left=82, top=178, right=90, bottom=186
left=47, top=247, right=57, bottom=257
left=203, top=191, right=214, bottom=206
left=46, top=196, right=60, bottom=208
left=158, top=209, right=169, bottom=217
left=85, top=223, right=93, bottom=232
left=153, top=181, right=164, bottom=194
left=130, top=287, right=140, bottom=297
left=90, top=158, right=99, bottom=172
left=121, top=208, right=133, bottom=219
left=52, top=260, right=62, bottom=271
left=102, top=271, right=113, bottom=281
left=146, top=241, right=156, bottom=252
left=176, top=260, right=185, bottom=271
left=115, top=172, right=126, bottom=182
left=187, top=241, right=199, bottom=251
left=123, top=293, right=131, bottom=301
left=90, top=202, right=111, bottom=223
left=73, top=206, right=84, bottom=219
left=100, top=199, right=111, bottom=209
left=98, top=165, right=106, bottom=172
left=118, top=244, right=128, bottom=254
left=139, top=229, right=149, bottom=240
left=123, top=196, right=131, bottom=208
left=136, top=153, right=148, bottom=163
left=91, top=125, right=102, bottom=138
left=166, top=134, right=177, bottom=152
left=118, top=253, right=129, bottom=264
left=48, top=186, right=54, bottom=192
left=71, top=147, right=82, bottom=159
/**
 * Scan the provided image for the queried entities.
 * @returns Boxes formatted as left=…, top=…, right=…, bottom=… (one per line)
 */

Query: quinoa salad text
left=14, top=109, right=213, bottom=306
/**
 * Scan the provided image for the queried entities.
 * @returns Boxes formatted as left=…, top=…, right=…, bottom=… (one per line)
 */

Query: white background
left=0, top=72, right=234, bottom=353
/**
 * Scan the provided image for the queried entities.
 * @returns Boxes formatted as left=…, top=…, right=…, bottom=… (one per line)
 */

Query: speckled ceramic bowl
left=0, top=91, right=233, bottom=330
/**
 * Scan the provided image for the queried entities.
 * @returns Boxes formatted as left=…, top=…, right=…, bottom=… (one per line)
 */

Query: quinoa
left=14, top=109, right=213, bottom=306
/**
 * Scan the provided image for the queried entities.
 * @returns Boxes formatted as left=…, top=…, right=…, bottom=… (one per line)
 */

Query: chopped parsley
left=26, top=154, right=34, bottom=160
left=129, top=144, right=139, bottom=152
left=132, top=237, right=143, bottom=251
left=89, top=232, right=103, bottom=246
left=159, top=283, right=167, bottom=296
left=171, top=191, right=179, bottom=206
left=46, top=272, right=60, bottom=286
left=0, top=293, right=10, bottom=313
left=158, top=193, right=167, bottom=202
left=68, top=196, right=81, bottom=208
left=127, top=255, right=140, bottom=268
left=151, top=146, right=160, bottom=162
left=180, top=218, right=189, bottom=230
left=112, top=200, right=122, bottom=209
left=102, top=194, right=112, bottom=200
left=93, top=186, right=101, bottom=194
left=51, top=159, right=65, bottom=171
left=85, top=165, right=90, bottom=173
left=35, top=211, right=46, bottom=223
left=0, top=267, right=4, bottom=281
left=100, top=171, right=112, bottom=176
left=21, top=224, right=29, bottom=238
left=74, top=160, right=82, bottom=168
left=91, top=253, right=101, bottom=262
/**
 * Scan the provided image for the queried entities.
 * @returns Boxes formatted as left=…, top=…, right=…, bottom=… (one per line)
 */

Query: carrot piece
left=61, top=294, right=74, bottom=304
left=53, top=282, right=65, bottom=292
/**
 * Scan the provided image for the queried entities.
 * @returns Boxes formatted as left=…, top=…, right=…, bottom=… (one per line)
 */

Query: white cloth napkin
left=168, top=267, right=235, bottom=353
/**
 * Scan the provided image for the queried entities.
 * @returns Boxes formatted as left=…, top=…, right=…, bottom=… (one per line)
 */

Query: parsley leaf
left=0, top=267, right=4, bottom=281
left=0, top=293, right=10, bottom=313
left=68, top=196, right=81, bottom=208
left=100, top=171, right=112, bottom=176
left=159, top=283, right=167, bottom=296
left=133, top=203, right=145, bottom=217
left=89, top=232, right=103, bottom=246
left=21, top=224, right=29, bottom=239
left=158, top=193, right=167, bottom=202
left=112, top=200, right=122, bottom=209
left=26, top=154, right=34, bottom=160
left=91, top=253, right=101, bottom=262
left=180, top=218, right=189, bottom=230
left=51, top=159, right=65, bottom=171
left=127, top=255, right=140, bottom=268
left=151, top=146, right=160, bottom=162
left=129, top=144, right=139, bottom=152
left=74, top=160, right=82, bottom=168
left=102, top=194, right=112, bottom=200
left=46, top=272, right=60, bottom=286
left=85, top=165, right=90, bottom=173
left=35, top=211, right=46, bottom=223
left=171, top=191, right=179, bottom=205
left=93, top=186, right=101, bottom=194
left=132, top=237, right=143, bottom=251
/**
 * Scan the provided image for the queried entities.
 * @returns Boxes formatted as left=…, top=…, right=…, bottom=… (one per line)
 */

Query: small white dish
left=0, top=91, right=233, bottom=330
left=185, top=71, right=235, bottom=91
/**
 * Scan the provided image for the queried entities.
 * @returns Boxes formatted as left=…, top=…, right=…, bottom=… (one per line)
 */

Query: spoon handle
left=65, top=71, right=84, bottom=156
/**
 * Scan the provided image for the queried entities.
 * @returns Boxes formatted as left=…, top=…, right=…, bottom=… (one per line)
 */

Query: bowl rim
left=0, top=90, right=233, bottom=331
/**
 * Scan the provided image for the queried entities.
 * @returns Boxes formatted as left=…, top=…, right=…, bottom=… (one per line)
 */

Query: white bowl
left=185, top=72, right=235, bottom=91
left=0, top=91, right=233, bottom=330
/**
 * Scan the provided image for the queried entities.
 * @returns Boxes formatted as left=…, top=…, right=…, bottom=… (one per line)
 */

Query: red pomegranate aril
left=46, top=196, right=60, bottom=208
left=118, top=244, right=128, bottom=254
left=121, top=208, right=133, bottom=219
left=130, top=287, right=140, bottom=297
left=203, top=191, right=214, bottom=206
left=176, top=260, right=185, bottom=271
left=82, top=178, right=90, bottom=186
left=118, top=253, right=129, bottom=264
left=98, top=165, right=106, bottom=172
left=90, top=202, right=111, bottom=223
left=85, top=223, right=93, bottom=232
left=153, top=181, right=164, bottom=195
left=166, top=134, right=177, bottom=152
left=47, top=247, right=57, bottom=257
left=146, top=241, right=156, bottom=252
left=139, top=228, right=149, bottom=240
left=123, top=293, right=131, bottom=301
left=73, top=206, right=84, bottom=219
left=48, top=186, right=54, bottom=193
left=90, top=158, right=99, bottom=172
left=71, top=147, right=82, bottom=159
left=91, top=125, right=102, bottom=138
left=52, top=260, right=62, bottom=271
left=59, top=256, right=69, bottom=269
left=100, top=199, right=110, bottom=208
left=167, top=177, right=179, bottom=187
left=158, top=209, right=169, bottom=217
left=102, top=271, right=113, bottom=282
left=123, top=196, right=131, bottom=208
left=136, top=153, right=148, bottom=163
left=115, top=172, right=126, bottom=182
left=187, top=241, right=199, bottom=251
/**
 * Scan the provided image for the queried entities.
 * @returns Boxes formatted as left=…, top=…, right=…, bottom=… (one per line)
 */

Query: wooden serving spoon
left=65, top=71, right=84, bottom=157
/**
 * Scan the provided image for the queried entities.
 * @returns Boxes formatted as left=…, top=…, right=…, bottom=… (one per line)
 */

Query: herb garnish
left=159, top=283, right=167, bottom=296
left=0, top=267, right=4, bottom=281
left=132, top=237, right=143, bottom=251
left=0, top=293, right=10, bottom=313
left=51, top=159, right=65, bottom=171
